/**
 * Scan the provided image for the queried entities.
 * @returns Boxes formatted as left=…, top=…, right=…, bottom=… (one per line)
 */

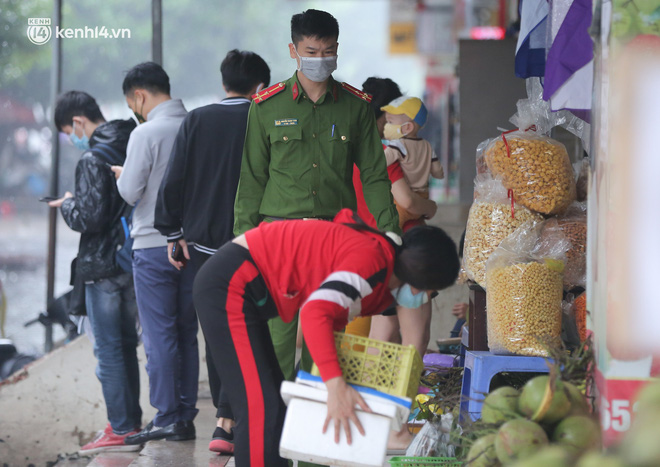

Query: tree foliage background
left=1, top=0, right=424, bottom=109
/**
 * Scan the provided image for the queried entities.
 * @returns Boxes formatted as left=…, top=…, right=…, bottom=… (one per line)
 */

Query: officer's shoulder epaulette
left=340, top=82, right=372, bottom=103
left=252, top=82, right=286, bottom=104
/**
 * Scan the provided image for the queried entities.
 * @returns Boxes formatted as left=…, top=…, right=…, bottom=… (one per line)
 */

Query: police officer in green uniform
left=233, top=9, right=400, bottom=387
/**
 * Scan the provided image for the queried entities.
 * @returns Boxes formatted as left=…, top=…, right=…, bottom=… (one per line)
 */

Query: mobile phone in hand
left=171, top=242, right=187, bottom=265
left=39, top=196, right=60, bottom=202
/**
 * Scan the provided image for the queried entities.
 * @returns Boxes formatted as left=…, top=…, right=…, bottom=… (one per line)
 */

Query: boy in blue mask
left=51, top=91, right=141, bottom=455
left=381, top=96, right=445, bottom=229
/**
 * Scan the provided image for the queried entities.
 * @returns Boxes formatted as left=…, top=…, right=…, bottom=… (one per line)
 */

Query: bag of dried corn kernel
left=485, top=219, right=571, bottom=356
left=477, top=83, right=578, bottom=216
left=542, top=202, right=587, bottom=290
left=463, top=174, right=543, bottom=288
left=480, top=128, right=577, bottom=215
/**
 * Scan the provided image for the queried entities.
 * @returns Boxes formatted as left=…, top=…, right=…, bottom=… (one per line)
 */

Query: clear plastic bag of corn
left=486, top=219, right=570, bottom=356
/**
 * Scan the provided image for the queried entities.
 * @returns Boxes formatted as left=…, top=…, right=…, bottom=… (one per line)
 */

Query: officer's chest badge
left=274, top=119, right=298, bottom=126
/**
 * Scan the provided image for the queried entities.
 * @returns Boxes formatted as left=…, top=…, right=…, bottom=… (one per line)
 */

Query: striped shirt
left=245, top=209, right=395, bottom=381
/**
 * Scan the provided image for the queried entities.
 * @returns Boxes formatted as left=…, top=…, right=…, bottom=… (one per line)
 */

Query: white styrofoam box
left=279, top=375, right=411, bottom=467
left=293, top=371, right=412, bottom=431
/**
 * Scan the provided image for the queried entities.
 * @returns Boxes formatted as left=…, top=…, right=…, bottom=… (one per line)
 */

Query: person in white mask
left=233, top=8, right=401, bottom=407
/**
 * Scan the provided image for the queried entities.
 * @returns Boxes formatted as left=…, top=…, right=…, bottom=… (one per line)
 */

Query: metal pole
left=45, top=0, right=63, bottom=353
left=152, top=0, right=163, bottom=65
left=500, top=0, right=507, bottom=28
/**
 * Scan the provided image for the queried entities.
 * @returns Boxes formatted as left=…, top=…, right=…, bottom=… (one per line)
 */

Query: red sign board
left=595, top=369, right=654, bottom=447
left=469, top=27, right=505, bottom=40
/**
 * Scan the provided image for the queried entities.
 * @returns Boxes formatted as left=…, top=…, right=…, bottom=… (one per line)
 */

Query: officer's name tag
left=274, top=118, right=298, bottom=126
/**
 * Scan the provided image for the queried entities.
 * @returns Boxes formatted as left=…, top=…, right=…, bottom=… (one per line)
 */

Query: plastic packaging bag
left=512, top=78, right=591, bottom=151
left=479, top=80, right=578, bottom=216
left=486, top=219, right=570, bottom=356
left=405, top=413, right=456, bottom=457
left=547, top=202, right=587, bottom=289
left=574, top=292, right=587, bottom=342
left=463, top=174, right=543, bottom=288
left=574, top=157, right=590, bottom=202
left=481, top=129, right=576, bottom=215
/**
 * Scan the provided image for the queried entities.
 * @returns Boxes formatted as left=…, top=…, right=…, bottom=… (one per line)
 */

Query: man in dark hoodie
left=50, top=91, right=142, bottom=455
left=155, top=49, right=270, bottom=454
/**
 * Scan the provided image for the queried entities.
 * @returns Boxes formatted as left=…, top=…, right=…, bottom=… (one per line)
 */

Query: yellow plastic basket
left=311, top=332, right=423, bottom=399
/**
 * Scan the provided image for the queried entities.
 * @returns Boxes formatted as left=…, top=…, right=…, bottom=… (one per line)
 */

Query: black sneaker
left=209, top=427, right=234, bottom=453
left=124, top=420, right=196, bottom=445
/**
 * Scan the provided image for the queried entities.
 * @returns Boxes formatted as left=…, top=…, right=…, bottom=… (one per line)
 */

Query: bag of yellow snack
left=485, top=218, right=570, bottom=356
left=480, top=129, right=576, bottom=215
left=463, top=174, right=542, bottom=288
left=477, top=80, right=578, bottom=216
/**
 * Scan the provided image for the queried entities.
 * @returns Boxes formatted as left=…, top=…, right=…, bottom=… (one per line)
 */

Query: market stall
left=275, top=1, right=660, bottom=466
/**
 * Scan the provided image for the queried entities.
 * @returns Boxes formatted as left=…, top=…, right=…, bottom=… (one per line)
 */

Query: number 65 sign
left=597, top=376, right=649, bottom=446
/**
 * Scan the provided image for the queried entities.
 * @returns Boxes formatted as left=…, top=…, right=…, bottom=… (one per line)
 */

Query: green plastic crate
left=388, top=457, right=462, bottom=467
left=311, top=332, right=423, bottom=399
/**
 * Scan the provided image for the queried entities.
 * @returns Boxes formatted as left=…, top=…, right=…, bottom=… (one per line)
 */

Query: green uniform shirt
left=233, top=72, right=400, bottom=236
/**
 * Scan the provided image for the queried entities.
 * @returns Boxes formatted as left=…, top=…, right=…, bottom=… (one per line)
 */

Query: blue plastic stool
left=460, top=350, right=550, bottom=422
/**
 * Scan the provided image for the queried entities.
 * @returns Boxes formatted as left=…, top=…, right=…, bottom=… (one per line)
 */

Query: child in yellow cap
left=381, top=96, right=445, bottom=229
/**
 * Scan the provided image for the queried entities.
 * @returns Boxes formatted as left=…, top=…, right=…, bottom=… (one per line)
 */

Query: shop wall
left=458, top=39, right=526, bottom=203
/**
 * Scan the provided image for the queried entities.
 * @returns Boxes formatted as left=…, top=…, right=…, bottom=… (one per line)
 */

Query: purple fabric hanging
left=543, top=0, right=593, bottom=100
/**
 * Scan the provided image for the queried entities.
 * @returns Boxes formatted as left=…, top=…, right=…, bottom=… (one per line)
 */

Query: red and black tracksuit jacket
left=193, top=209, right=396, bottom=466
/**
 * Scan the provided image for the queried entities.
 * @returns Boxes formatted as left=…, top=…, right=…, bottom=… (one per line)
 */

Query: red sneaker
left=209, top=427, right=234, bottom=454
left=79, top=424, right=142, bottom=455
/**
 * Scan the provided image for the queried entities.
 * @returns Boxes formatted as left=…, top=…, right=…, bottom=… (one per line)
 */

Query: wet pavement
left=55, top=395, right=232, bottom=467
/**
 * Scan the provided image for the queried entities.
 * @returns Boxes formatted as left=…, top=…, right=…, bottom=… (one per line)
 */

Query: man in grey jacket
left=114, top=62, right=199, bottom=444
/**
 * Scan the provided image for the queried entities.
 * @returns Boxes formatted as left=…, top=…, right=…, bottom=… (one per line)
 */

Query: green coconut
left=576, top=451, right=626, bottom=467
left=481, top=386, right=521, bottom=425
left=508, top=445, right=573, bottom=467
left=552, top=415, right=601, bottom=455
left=634, top=381, right=660, bottom=411
left=494, top=418, right=548, bottom=464
left=466, top=433, right=500, bottom=467
left=620, top=406, right=660, bottom=466
left=518, top=375, right=571, bottom=424
left=564, top=381, right=590, bottom=416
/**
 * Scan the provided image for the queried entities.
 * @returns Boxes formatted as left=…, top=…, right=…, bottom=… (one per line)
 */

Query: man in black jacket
left=50, top=91, right=142, bottom=455
left=154, top=49, right=270, bottom=454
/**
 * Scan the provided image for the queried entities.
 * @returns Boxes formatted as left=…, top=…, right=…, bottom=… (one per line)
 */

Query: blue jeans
left=85, top=272, right=142, bottom=434
left=133, top=246, right=199, bottom=426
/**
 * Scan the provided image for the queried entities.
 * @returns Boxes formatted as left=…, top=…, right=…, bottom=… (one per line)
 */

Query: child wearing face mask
left=381, top=96, right=445, bottom=229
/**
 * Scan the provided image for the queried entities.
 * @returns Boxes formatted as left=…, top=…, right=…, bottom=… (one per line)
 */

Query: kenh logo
left=27, top=18, right=52, bottom=45
left=27, top=18, right=131, bottom=44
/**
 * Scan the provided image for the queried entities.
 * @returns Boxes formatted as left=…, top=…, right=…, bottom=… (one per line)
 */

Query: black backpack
left=91, top=142, right=134, bottom=274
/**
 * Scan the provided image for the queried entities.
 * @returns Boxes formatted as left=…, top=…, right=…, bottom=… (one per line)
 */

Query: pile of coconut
left=466, top=374, right=660, bottom=466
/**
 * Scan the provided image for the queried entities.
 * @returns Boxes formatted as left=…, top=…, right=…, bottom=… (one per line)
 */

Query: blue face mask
left=392, top=283, right=429, bottom=309
left=70, top=122, right=90, bottom=150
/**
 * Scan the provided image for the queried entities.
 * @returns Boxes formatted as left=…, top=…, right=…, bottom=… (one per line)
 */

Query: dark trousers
left=189, top=248, right=231, bottom=419
left=194, top=242, right=287, bottom=467
left=132, top=247, right=199, bottom=426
